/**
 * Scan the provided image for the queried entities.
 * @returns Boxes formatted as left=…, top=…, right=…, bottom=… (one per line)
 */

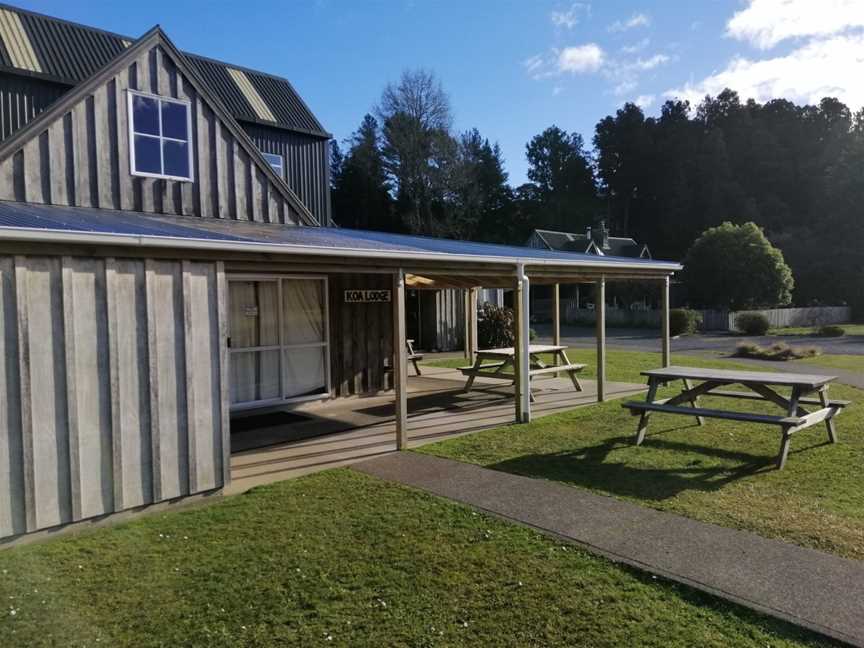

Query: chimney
left=585, top=226, right=591, bottom=241
left=600, top=220, right=610, bottom=250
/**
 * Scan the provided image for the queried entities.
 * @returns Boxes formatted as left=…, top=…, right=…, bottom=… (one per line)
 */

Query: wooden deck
left=227, top=366, right=645, bottom=494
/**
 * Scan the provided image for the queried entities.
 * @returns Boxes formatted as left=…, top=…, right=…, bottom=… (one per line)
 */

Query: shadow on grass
left=488, top=424, right=778, bottom=502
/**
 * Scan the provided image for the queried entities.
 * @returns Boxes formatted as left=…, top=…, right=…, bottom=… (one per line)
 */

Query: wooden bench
left=406, top=339, right=423, bottom=376
left=622, top=366, right=848, bottom=469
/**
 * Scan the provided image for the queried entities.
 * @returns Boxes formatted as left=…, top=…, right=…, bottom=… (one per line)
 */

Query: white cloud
left=632, top=54, right=669, bottom=70
left=550, top=2, right=590, bottom=29
left=612, top=80, right=637, bottom=96
left=621, top=37, right=650, bottom=54
left=727, top=0, right=864, bottom=49
left=608, top=12, right=650, bottom=33
left=552, top=85, right=565, bottom=96
left=665, top=33, right=864, bottom=108
left=634, top=94, right=655, bottom=109
left=557, top=43, right=605, bottom=73
left=522, top=54, right=544, bottom=74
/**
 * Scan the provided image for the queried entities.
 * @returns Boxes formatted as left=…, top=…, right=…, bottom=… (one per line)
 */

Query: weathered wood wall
left=328, top=274, right=393, bottom=398
left=0, top=254, right=228, bottom=540
left=419, top=288, right=465, bottom=352
left=0, top=43, right=302, bottom=225
left=244, top=123, right=331, bottom=226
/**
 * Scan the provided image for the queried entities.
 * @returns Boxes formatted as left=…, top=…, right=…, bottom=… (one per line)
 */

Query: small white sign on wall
left=344, top=289, right=391, bottom=303
left=243, top=305, right=259, bottom=317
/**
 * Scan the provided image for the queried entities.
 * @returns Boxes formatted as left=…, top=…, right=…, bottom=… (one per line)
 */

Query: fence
left=700, top=306, right=852, bottom=331
left=532, top=300, right=851, bottom=332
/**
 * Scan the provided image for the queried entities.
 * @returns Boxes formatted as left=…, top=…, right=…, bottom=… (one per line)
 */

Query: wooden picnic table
left=622, top=365, right=850, bottom=469
left=459, top=344, right=585, bottom=401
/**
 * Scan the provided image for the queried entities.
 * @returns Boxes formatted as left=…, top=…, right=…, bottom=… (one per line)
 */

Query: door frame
left=227, top=273, right=331, bottom=411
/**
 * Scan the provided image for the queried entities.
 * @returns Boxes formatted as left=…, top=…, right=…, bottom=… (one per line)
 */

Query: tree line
left=330, top=70, right=864, bottom=312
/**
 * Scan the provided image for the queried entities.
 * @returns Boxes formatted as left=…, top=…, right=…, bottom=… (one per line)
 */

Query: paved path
left=355, top=453, right=864, bottom=646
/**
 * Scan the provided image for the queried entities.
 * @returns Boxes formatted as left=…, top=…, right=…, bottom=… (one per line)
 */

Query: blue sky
left=21, top=1, right=864, bottom=184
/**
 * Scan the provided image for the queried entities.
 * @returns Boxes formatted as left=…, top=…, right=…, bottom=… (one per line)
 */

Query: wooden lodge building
left=0, top=6, right=679, bottom=543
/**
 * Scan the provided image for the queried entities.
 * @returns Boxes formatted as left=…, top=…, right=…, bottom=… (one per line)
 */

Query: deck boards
left=227, top=368, right=644, bottom=494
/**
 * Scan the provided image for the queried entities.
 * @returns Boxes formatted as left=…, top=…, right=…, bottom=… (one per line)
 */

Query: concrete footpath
left=354, top=453, right=864, bottom=646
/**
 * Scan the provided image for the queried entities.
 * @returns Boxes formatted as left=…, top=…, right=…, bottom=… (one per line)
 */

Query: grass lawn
left=420, top=350, right=864, bottom=560
left=770, top=324, right=864, bottom=337
left=797, top=354, right=863, bottom=372
left=0, top=471, right=832, bottom=648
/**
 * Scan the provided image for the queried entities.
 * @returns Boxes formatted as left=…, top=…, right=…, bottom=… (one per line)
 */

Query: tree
left=681, top=222, right=794, bottom=310
left=452, top=129, right=515, bottom=242
left=377, top=69, right=457, bottom=235
left=330, top=114, right=396, bottom=231
left=524, top=126, right=597, bottom=232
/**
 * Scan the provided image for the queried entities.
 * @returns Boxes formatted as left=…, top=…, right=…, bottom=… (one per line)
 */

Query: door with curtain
left=228, top=276, right=329, bottom=409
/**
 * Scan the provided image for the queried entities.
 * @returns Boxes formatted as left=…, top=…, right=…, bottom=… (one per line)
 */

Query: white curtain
left=283, top=280, right=324, bottom=344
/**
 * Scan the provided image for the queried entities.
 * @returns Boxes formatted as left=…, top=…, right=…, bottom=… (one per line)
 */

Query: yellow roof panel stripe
left=0, top=8, right=41, bottom=73
left=227, top=67, right=276, bottom=123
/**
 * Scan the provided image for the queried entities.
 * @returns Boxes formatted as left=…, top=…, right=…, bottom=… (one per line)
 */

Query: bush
left=817, top=324, right=845, bottom=337
left=669, top=308, right=702, bottom=336
left=734, top=341, right=821, bottom=361
left=681, top=222, right=794, bottom=310
left=477, top=303, right=515, bottom=348
left=735, top=312, right=770, bottom=335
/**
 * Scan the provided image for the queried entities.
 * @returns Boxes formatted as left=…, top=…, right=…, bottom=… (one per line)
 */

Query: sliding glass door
left=228, top=276, right=329, bottom=410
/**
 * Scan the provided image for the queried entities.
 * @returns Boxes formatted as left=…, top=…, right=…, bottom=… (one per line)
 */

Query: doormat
left=231, top=411, right=310, bottom=433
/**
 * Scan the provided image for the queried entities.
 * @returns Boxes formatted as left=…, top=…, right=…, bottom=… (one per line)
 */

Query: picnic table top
left=641, top=365, right=837, bottom=389
left=477, top=345, right=566, bottom=357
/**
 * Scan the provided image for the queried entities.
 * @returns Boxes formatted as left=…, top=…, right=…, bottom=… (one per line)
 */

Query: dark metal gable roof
left=0, top=3, right=328, bottom=137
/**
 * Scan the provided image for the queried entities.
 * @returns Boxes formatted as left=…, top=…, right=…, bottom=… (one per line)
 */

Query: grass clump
left=734, top=341, right=821, bottom=361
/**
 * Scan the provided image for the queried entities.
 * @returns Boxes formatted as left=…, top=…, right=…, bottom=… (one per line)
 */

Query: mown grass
left=0, top=470, right=833, bottom=647
left=770, top=324, right=864, bottom=337
left=420, top=350, right=864, bottom=560
left=797, top=354, right=863, bottom=372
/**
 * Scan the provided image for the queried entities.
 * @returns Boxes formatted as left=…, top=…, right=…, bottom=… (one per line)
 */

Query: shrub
left=681, top=222, right=794, bottom=310
left=817, top=324, right=845, bottom=337
left=734, top=341, right=821, bottom=361
left=669, top=308, right=702, bottom=336
left=735, top=312, right=770, bottom=336
left=477, top=303, right=515, bottom=348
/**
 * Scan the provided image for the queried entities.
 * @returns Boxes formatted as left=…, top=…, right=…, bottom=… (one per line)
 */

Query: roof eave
left=0, top=225, right=683, bottom=274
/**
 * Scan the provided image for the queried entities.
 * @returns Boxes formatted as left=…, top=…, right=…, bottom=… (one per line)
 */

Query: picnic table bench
left=406, top=339, right=423, bottom=376
left=459, top=345, right=585, bottom=401
left=622, top=366, right=850, bottom=469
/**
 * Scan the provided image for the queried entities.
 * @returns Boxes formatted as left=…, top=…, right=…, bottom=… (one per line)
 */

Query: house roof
left=0, top=3, right=329, bottom=138
left=531, top=228, right=649, bottom=258
left=0, top=201, right=681, bottom=274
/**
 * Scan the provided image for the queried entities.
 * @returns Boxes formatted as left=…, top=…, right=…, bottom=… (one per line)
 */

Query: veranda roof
left=0, top=201, right=680, bottom=282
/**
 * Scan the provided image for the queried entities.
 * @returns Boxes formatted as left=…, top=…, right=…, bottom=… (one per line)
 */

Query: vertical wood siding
left=0, top=45, right=302, bottom=224
left=0, top=72, right=67, bottom=141
left=418, top=289, right=465, bottom=352
left=0, top=254, right=228, bottom=540
left=328, top=274, right=393, bottom=398
left=244, top=123, right=330, bottom=225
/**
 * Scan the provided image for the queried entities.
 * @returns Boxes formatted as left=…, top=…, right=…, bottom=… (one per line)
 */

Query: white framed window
left=261, top=151, right=284, bottom=178
left=127, top=90, right=193, bottom=181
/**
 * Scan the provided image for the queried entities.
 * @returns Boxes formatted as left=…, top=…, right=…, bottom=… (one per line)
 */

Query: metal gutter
left=0, top=225, right=683, bottom=273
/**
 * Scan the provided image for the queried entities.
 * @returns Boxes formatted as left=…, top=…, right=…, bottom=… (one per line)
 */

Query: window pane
left=230, top=350, right=281, bottom=404
left=161, top=101, right=188, bottom=140
left=132, top=95, right=159, bottom=135
left=133, top=134, right=161, bottom=174
left=283, top=279, right=325, bottom=344
left=163, top=140, right=190, bottom=178
left=229, top=281, right=280, bottom=348
left=261, top=152, right=283, bottom=176
left=283, top=347, right=326, bottom=398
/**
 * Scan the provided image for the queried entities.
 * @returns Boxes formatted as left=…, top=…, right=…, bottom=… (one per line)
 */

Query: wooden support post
left=596, top=277, right=606, bottom=403
left=393, top=269, right=408, bottom=450
left=464, top=287, right=479, bottom=360
left=463, top=288, right=471, bottom=360
left=518, top=266, right=531, bottom=422
left=552, top=283, right=561, bottom=377
left=661, top=275, right=671, bottom=368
